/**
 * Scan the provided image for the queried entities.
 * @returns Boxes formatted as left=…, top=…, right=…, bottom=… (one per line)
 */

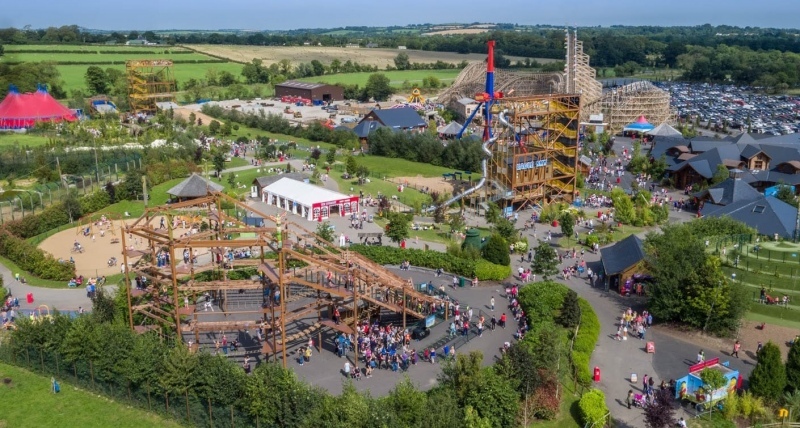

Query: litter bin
left=459, top=277, right=466, bottom=287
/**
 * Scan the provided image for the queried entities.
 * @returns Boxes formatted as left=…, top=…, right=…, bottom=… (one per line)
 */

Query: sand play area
left=394, top=176, right=457, bottom=195
left=38, top=218, right=202, bottom=278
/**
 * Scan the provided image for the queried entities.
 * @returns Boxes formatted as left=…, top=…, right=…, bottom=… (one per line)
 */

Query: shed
left=261, top=177, right=359, bottom=221
left=167, top=173, right=224, bottom=201
left=600, top=234, right=647, bottom=294
left=274, top=81, right=344, bottom=102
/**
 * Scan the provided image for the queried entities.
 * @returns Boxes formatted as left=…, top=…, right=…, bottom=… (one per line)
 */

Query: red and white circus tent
left=0, top=86, right=77, bottom=129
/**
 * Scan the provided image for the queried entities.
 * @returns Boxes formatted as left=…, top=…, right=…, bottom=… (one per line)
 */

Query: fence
left=0, top=158, right=142, bottom=224
left=0, top=345, right=258, bottom=427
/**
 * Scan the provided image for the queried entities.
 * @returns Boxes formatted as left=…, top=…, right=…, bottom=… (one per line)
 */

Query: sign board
left=425, top=315, right=436, bottom=328
left=516, top=159, right=549, bottom=171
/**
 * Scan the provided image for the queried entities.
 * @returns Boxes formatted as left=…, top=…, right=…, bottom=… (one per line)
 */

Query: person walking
left=626, top=390, right=634, bottom=409
left=732, top=340, right=741, bottom=358
left=490, top=296, right=495, bottom=311
left=490, top=315, right=497, bottom=331
left=499, top=313, right=507, bottom=329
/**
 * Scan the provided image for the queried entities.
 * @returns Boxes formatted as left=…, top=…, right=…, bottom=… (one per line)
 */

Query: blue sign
left=425, top=315, right=436, bottom=328
left=516, top=159, right=549, bottom=171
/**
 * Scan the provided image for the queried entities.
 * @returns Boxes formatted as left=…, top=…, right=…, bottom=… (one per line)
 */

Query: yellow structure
left=407, top=88, right=425, bottom=104
left=126, top=60, right=177, bottom=114
left=487, top=93, right=582, bottom=209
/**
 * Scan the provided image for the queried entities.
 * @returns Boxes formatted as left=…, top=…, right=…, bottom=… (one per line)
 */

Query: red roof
left=0, top=88, right=76, bottom=129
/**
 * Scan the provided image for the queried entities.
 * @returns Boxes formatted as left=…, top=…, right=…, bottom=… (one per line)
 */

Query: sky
left=1, top=0, right=797, bottom=31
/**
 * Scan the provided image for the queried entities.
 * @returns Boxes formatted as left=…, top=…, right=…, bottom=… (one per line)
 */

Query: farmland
left=297, top=69, right=461, bottom=88
left=55, top=62, right=245, bottom=93
left=3, top=44, right=242, bottom=93
left=186, top=44, right=539, bottom=68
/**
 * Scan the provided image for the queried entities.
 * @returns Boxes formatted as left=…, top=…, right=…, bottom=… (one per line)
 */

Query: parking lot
left=180, top=98, right=391, bottom=126
left=654, top=81, right=800, bottom=135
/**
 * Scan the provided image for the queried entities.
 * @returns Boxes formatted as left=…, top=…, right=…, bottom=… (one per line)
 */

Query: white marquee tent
left=261, top=177, right=359, bottom=221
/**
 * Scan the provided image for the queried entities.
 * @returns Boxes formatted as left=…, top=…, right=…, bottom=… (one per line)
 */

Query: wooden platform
left=261, top=342, right=284, bottom=354
left=319, top=320, right=354, bottom=335
left=177, top=305, right=196, bottom=316
left=133, top=325, right=160, bottom=334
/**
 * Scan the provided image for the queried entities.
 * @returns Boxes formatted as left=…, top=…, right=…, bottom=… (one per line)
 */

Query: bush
left=474, top=259, right=512, bottom=281
left=517, top=281, right=569, bottom=323
left=481, top=234, right=510, bottom=266
left=573, top=352, right=593, bottom=386
left=0, top=230, right=74, bottom=280
left=79, top=190, right=111, bottom=214
left=578, top=389, right=608, bottom=427
left=584, top=234, right=600, bottom=248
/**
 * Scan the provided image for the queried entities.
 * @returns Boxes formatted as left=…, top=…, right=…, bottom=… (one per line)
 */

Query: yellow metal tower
left=126, top=60, right=177, bottom=115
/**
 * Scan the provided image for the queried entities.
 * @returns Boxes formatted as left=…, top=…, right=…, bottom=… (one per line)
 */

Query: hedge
left=349, top=245, right=509, bottom=281
left=474, top=259, right=511, bottom=281
left=578, top=388, right=609, bottom=427
left=573, top=299, right=601, bottom=386
left=4, top=191, right=112, bottom=240
left=0, top=230, right=74, bottom=281
left=517, top=282, right=602, bottom=388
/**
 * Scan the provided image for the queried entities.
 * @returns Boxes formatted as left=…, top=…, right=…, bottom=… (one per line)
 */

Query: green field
left=56, top=62, right=245, bottom=93
left=0, top=131, right=53, bottom=148
left=0, top=362, right=183, bottom=428
left=3, top=44, right=191, bottom=53
left=4, top=52, right=212, bottom=63
left=297, top=69, right=461, bottom=88
left=349, top=155, right=454, bottom=178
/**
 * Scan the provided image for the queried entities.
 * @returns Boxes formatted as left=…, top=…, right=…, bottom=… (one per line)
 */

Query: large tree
left=385, top=211, right=410, bottom=245
left=531, top=241, right=558, bottom=280
left=645, top=221, right=751, bottom=334
left=84, top=65, right=109, bottom=95
left=364, top=73, right=394, bottom=101
left=787, top=340, right=800, bottom=392
left=749, top=341, right=786, bottom=403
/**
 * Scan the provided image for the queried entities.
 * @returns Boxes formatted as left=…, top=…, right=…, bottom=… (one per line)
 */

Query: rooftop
left=263, top=177, right=355, bottom=207
left=275, top=80, right=331, bottom=90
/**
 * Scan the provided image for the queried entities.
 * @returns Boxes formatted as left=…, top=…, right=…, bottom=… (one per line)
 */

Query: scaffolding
left=125, top=60, right=177, bottom=115
left=485, top=94, right=582, bottom=210
left=594, top=81, right=673, bottom=133
left=440, top=30, right=669, bottom=129
left=121, top=192, right=439, bottom=367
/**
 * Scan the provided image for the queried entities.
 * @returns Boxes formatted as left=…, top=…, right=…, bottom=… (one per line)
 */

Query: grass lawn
left=98, top=200, right=146, bottom=218
left=56, top=62, right=244, bottom=93
left=0, top=132, right=54, bottom=148
left=0, top=255, right=72, bottom=289
left=373, top=217, right=491, bottom=245
left=0, top=362, right=183, bottom=428
left=225, top=156, right=250, bottom=169
left=4, top=44, right=192, bottom=53
left=5, top=52, right=212, bottom=63
left=297, top=69, right=461, bottom=88
left=745, top=310, right=800, bottom=330
left=330, top=174, right=432, bottom=208
left=350, top=155, right=455, bottom=178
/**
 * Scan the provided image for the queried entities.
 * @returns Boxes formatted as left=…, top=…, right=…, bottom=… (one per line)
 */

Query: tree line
left=5, top=24, right=800, bottom=70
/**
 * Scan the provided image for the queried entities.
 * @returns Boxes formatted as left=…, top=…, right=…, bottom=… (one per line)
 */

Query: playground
left=38, top=214, right=201, bottom=278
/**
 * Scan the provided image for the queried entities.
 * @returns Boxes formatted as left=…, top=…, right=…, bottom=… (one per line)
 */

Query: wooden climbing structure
left=121, top=191, right=440, bottom=367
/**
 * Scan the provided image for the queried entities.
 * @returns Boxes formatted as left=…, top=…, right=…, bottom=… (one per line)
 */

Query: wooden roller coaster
left=121, top=191, right=441, bottom=367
